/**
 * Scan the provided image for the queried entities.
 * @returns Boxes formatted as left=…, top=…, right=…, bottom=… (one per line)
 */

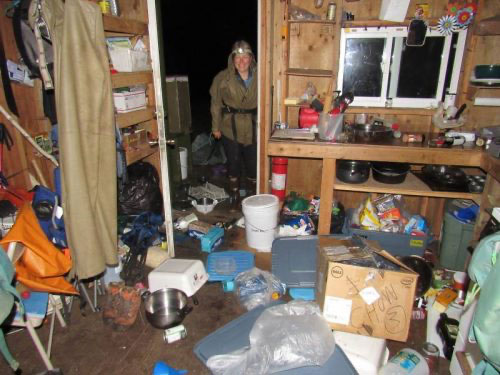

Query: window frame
left=337, top=27, right=467, bottom=109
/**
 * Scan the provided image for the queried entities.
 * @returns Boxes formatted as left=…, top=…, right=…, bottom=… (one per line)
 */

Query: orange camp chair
left=0, top=203, right=78, bottom=369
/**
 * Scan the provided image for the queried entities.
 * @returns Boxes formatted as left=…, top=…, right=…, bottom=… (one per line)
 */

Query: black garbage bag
left=118, top=162, right=163, bottom=215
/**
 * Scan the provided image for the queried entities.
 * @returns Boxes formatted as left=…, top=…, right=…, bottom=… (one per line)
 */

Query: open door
left=147, top=0, right=175, bottom=257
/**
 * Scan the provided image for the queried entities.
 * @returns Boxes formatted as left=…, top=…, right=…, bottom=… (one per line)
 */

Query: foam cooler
left=148, top=259, right=208, bottom=297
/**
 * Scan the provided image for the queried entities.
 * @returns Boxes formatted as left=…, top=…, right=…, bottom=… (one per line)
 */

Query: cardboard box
left=113, top=89, right=147, bottom=113
left=122, top=129, right=147, bottom=150
left=316, top=237, right=418, bottom=342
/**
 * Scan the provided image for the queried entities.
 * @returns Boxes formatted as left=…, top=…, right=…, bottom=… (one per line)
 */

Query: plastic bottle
left=378, top=348, right=429, bottom=375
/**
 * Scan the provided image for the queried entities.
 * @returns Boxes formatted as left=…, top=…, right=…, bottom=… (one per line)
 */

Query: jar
left=421, top=342, right=440, bottom=373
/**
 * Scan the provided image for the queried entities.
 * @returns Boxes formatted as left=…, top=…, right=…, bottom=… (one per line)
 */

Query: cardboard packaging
left=113, top=88, right=147, bottom=113
left=316, top=237, right=418, bottom=342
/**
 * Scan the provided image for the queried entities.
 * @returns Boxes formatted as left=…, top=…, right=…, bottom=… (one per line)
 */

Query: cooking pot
left=422, top=165, right=468, bottom=188
left=372, top=162, right=410, bottom=184
left=352, top=123, right=393, bottom=142
left=337, top=160, right=371, bottom=184
left=143, top=288, right=193, bottom=329
left=400, top=255, right=432, bottom=298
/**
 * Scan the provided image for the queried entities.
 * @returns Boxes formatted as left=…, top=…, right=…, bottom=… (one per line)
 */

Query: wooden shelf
left=111, top=71, right=153, bottom=88
left=286, top=68, right=333, bottom=77
left=116, top=106, right=155, bottom=128
left=334, top=172, right=482, bottom=204
left=466, top=84, right=500, bottom=101
left=125, top=143, right=157, bottom=165
left=345, top=107, right=435, bottom=116
left=102, top=15, right=148, bottom=34
left=342, top=18, right=439, bottom=28
left=288, top=19, right=336, bottom=24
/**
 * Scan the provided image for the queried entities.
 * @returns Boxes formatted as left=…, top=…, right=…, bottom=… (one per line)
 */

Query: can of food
left=163, top=325, right=187, bottom=344
left=327, top=2, right=336, bottom=21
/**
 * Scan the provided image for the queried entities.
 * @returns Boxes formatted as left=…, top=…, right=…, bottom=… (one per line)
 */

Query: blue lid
left=206, top=251, right=255, bottom=281
left=193, top=301, right=358, bottom=374
left=289, top=288, right=315, bottom=301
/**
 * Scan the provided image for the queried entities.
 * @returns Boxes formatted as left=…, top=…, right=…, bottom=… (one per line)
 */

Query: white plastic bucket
left=179, top=147, right=188, bottom=180
left=242, top=194, right=280, bottom=252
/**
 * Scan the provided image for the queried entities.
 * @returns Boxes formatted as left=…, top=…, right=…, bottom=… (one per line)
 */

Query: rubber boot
left=102, top=282, right=124, bottom=325
left=229, top=177, right=241, bottom=212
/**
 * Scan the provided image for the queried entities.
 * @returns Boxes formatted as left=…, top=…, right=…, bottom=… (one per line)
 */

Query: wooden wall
left=0, top=1, right=55, bottom=190
left=264, top=0, right=499, bottom=235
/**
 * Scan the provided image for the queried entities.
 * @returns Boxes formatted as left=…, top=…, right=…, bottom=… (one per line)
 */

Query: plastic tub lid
left=242, top=194, right=279, bottom=209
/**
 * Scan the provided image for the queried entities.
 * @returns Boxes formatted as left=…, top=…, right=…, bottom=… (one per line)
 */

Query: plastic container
left=345, top=210, right=430, bottom=257
left=439, top=201, right=475, bottom=271
left=179, top=147, right=188, bottom=180
left=334, top=331, right=389, bottom=375
left=193, top=301, right=358, bottom=374
left=206, top=251, right=255, bottom=282
left=242, top=194, right=280, bottom=252
left=318, top=112, right=343, bottom=141
left=148, top=259, right=208, bottom=297
left=379, top=348, right=429, bottom=375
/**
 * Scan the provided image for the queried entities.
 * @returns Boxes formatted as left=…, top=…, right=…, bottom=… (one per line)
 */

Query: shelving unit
left=334, top=173, right=482, bottom=204
left=103, top=14, right=159, bottom=168
left=280, top=1, right=339, bottom=126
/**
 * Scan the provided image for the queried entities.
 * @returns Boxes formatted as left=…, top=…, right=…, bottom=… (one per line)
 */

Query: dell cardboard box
left=316, top=236, right=418, bottom=342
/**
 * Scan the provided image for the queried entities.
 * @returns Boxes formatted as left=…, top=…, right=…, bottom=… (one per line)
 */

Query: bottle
left=327, top=3, right=336, bottom=21
left=98, top=0, right=110, bottom=14
left=379, top=348, right=429, bottom=375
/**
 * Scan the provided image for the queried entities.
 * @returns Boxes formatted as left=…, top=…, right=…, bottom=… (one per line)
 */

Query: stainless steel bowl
left=143, top=288, right=192, bottom=329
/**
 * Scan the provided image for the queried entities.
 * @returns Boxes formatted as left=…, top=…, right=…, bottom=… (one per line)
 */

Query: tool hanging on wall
left=0, top=104, right=58, bottom=167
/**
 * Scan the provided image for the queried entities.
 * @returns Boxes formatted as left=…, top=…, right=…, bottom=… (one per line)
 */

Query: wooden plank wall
left=0, top=1, right=55, bottom=190
left=265, top=0, right=499, bottom=235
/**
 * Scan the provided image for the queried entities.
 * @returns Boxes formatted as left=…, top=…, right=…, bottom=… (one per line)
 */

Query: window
left=338, top=27, right=466, bottom=108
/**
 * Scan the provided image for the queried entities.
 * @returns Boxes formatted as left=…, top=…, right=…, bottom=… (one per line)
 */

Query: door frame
left=147, top=0, right=175, bottom=257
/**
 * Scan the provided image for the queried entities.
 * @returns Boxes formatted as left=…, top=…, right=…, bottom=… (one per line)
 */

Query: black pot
left=372, top=162, right=410, bottom=184
left=400, top=256, right=432, bottom=298
left=422, top=165, right=468, bottom=188
left=337, top=160, right=371, bottom=184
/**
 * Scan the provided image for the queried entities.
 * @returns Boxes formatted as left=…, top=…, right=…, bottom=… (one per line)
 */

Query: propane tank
left=271, top=157, right=288, bottom=200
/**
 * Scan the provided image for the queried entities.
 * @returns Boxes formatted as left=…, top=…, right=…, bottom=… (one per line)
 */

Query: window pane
left=394, top=37, right=445, bottom=98
left=343, top=38, right=385, bottom=97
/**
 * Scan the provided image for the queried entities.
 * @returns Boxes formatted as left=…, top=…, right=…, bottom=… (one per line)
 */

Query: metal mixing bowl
left=143, top=288, right=192, bottom=329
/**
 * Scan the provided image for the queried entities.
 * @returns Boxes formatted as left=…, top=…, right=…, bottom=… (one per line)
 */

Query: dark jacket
left=210, top=53, right=258, bottom=145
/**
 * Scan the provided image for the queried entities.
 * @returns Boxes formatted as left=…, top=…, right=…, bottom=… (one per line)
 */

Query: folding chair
left=0, top=243, right=55, bottom=371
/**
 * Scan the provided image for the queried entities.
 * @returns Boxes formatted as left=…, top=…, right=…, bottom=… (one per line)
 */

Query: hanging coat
left=36, top=0, right=118, bottom=279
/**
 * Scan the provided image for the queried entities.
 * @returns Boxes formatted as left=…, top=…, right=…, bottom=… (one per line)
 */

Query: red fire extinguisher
left=271, top=157, right=288, bottom=200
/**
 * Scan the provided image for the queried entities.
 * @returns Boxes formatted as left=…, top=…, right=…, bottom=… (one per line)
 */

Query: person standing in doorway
left=210, top=40, right=258, bottom=211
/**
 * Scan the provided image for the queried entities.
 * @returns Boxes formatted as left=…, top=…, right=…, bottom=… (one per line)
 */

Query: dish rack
left=189, top=182, right=229, bottom=201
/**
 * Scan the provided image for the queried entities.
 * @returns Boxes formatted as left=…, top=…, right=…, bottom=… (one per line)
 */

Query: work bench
left=267, top=138, right=500, bottom=238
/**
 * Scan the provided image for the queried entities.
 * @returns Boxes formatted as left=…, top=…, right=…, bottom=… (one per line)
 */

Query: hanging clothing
left=38, top=0, right=118, bottom=279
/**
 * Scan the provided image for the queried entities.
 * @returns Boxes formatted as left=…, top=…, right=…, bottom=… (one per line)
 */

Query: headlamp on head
left=232, top=47, right=252, bottom=56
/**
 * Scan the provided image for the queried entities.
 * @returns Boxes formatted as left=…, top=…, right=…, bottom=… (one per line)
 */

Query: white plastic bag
left=207, top=301, right=336, bottom=375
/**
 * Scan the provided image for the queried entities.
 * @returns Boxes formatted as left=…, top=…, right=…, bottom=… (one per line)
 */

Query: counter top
left=268, top=138, right=489, bottom=168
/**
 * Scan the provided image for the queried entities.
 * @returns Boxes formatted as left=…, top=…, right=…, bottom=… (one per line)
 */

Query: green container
left=439, top=211, right=475, bottom=271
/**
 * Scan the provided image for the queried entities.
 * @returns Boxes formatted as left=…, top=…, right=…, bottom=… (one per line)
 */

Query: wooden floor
left=0, top=181, right=451, bottom=374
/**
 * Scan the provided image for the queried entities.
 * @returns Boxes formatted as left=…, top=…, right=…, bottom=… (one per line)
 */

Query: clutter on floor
left=1, top=172, right=498, bottom=375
